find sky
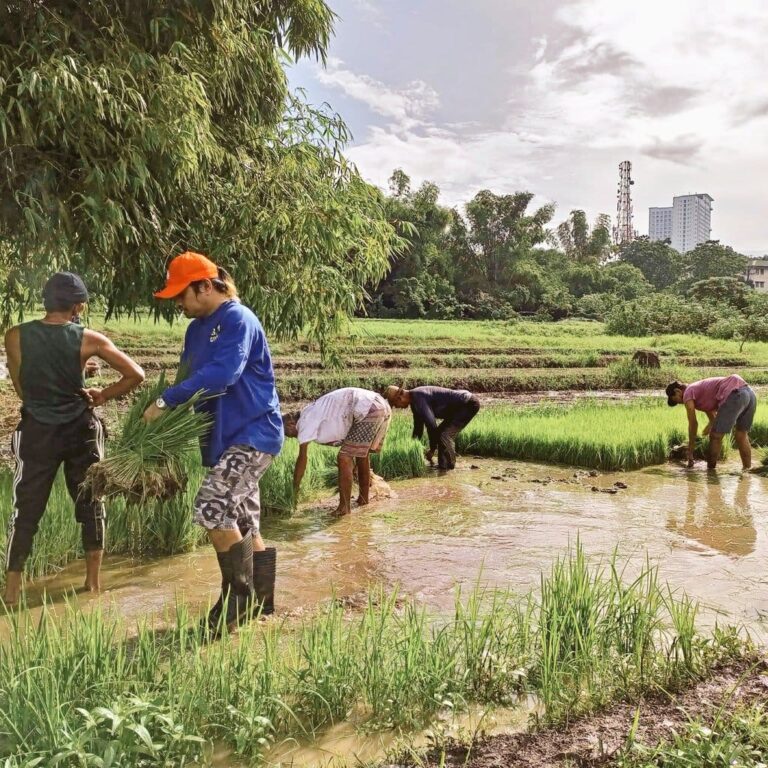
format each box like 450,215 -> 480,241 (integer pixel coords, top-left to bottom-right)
289,0 -> 768,255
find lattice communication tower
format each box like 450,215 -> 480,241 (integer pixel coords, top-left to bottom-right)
613,160 -> 636,245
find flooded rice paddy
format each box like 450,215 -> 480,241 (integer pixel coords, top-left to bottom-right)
20,457 -> 768,630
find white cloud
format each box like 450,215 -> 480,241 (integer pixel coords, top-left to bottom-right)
525,0 -> 768,154
346,126 -> 549,208
316,58 -> 439,131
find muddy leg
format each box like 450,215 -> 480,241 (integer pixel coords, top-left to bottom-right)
3,571 -> 22,607
83,549 -> 103,593
734,430 -> 752,470
707,433 -> 724,470
438,425 -> 459,470
356,455 -> 371,506
335,453 -> 354,516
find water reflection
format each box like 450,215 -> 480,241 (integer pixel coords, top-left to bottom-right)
667,473 -> 756,557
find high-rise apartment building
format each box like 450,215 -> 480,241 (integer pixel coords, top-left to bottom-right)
648,207 -> 672,242
648,193 -> 713,253
671,194 -> 713,253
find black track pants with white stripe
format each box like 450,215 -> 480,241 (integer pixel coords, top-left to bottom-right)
6,409 -> 106,573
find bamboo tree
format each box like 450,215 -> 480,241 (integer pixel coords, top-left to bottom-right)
0,1 -> 402,352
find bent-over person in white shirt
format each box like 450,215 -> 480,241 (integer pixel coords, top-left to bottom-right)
282,387 -> 392,516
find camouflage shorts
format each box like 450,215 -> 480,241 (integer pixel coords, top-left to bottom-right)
339,399 -> 392,458
194,446 -> 274,532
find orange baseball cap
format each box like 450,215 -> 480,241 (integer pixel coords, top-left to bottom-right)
154,251 -> 218,299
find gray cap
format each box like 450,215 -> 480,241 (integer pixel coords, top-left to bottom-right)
42,272 -> 88,306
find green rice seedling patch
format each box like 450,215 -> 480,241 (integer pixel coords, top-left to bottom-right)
459,397 -> 768,470
458,400 -> 709,470
104,457 -> 208,556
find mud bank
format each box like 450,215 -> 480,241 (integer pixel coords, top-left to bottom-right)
394,656 -> 768,768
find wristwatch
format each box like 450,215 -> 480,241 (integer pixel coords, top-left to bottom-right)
155,397 -> 168,410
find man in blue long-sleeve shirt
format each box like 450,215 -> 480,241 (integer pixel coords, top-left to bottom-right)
384,385 -> 480,470
144,251 -> 283,634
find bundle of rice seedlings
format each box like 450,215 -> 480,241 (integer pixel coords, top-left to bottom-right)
85,374 -> 211,504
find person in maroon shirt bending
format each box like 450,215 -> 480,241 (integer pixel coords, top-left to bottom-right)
666,374 -> 756,470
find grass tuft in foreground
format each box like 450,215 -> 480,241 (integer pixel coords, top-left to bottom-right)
0,545 -> 747,766
619,705 -> 768,767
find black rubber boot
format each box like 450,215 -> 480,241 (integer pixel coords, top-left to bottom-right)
253,547 -> 276,616
201,551 -> 231,639
208,552 -> 229,623
223,535 -> 254,629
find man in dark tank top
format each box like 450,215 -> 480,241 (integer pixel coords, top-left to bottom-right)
3,272 -> 145,606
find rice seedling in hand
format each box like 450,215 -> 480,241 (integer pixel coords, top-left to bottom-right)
84,374 -> 211,505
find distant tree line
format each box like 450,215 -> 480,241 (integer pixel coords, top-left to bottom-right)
366,169 -> 765,342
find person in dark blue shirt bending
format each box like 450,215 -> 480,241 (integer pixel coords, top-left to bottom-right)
385,385 -> 480,470
144,251 -> 283,634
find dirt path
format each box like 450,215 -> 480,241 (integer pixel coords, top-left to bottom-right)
397,656 -> 768,767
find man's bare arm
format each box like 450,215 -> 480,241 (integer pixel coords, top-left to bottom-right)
685,400 -> 699,465
4,327 -> 21,398
81,330 -> 145,406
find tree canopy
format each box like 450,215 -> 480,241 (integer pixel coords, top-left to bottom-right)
369,170 -> 457,318
0,1 -> 400,350
683,241 -> 748,286
556,210 -> 611,264
617,237 -> 683,290
462,190 -> 554,289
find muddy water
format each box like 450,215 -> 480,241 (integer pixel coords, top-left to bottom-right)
208,701 -> 535,768
16,458 -> 768,630
370,461 -> 768,625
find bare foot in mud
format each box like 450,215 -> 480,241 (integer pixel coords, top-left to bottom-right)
332,505 -> 351,517
81,580 -> 101,595
356,495 -> 369,507
3,573 -> 22,608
